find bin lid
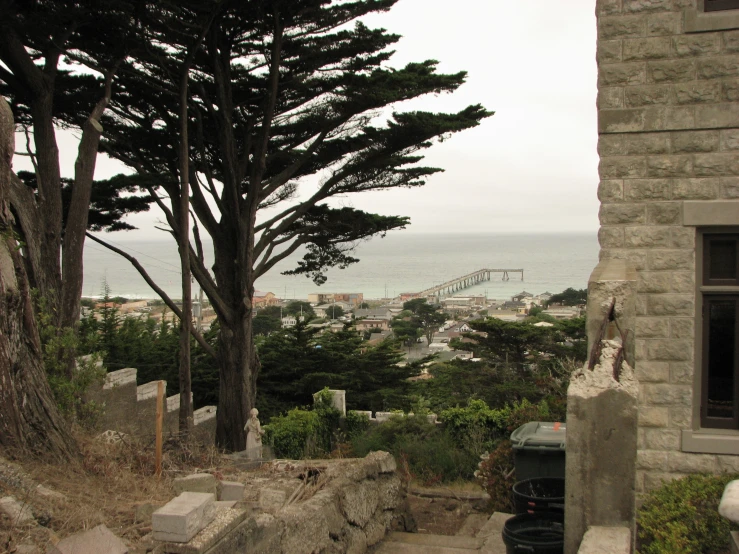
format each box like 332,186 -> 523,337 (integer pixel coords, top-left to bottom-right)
510,421 -> 566,450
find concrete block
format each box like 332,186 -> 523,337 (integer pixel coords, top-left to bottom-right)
51,524 -> 128,554
174,474 -> 218,496
0,496 -> 34,524
153,507 -> 248,554
578,526 -> 631,554
103,367 -> 137,389
218,481 -> 244,501
152,492 -> 215,543
720,480 -> 739,523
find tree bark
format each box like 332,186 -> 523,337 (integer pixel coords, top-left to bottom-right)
0,96 -> 76,460
215,311 -> 257,452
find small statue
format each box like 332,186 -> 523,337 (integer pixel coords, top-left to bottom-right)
244,408 -> 265,460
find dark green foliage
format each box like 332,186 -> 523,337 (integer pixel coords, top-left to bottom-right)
15,171 -> 152,233
545,288 -> 587,307
350,415 -> 478,485
637,474 -> 739,554
393,299 -> 447,346
285,301 -> 316,322
253,314 -> 282,337
257,321 -> 415,421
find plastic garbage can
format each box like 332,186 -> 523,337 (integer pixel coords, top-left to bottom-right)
502,512 -> 564,554
510,422 -> 566,481
512,477 -> 565,514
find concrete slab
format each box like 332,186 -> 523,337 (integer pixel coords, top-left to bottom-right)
174,474 -> 218,496
218,481 -> 244,501
152,507 -> 247,554
456,513 -> 489,537
0,496 -> 34,524
152,492 -> 215,543
478,512 -> 512,554
476,512 -> 512,539
50,524 -> 128,554
578,526 -> 631,554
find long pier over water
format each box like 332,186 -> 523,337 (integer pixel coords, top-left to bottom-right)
413,268 -> 524,299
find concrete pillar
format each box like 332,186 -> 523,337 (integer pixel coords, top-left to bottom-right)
586,258 -> 637,367
565,257 -> 639,554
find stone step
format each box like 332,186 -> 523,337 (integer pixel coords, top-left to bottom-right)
374,531 -> 482,553
456,513 -> 490,537
477,512 -> 513,554
373,535 -> 480,554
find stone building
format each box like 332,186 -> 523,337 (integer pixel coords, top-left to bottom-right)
595,0 -> 739,498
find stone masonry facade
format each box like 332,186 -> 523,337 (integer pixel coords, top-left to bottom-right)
596,0 -> 739,497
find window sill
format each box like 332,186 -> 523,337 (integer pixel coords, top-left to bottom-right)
682,429 -> 739,455
686,7 -> 739,32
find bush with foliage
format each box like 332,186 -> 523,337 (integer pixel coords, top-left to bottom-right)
476,440 -> 515,512
440,399 -> 510,456
637,473 -> 739,554
350,415 -> 478,485
264,388 -> 342,459
36,295 -> 105,427
474,399 -> 562,509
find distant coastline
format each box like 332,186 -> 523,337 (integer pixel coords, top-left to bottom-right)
82,231 -> 599,301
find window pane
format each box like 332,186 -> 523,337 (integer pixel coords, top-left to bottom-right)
709,240 -> 737,281
705,0 -> 739,12
707,300 -> 736,419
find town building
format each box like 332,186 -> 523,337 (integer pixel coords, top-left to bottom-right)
307,292 -> 364,306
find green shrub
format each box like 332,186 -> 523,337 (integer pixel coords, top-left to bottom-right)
440,398 -> 510,456
345,411 -> 371,439
264,408 -> 321,459
265,388 -> 342,459
350,415 -> 478,484
637,473 -> 739,554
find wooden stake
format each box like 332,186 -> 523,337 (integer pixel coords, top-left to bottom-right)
155,380 -> 164,477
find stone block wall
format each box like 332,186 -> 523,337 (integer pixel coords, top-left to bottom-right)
596,0 -> 739,498
86,368 -> 217,444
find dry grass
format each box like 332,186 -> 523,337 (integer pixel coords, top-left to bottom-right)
0,430 -> 234,554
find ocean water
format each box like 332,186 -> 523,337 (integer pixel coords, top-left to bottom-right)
82,232 -> 600,301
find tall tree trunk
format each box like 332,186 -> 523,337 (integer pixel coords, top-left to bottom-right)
0,96 -> 76,460
215,311 -> 257,452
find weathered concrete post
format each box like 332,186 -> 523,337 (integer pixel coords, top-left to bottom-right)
564,259 -> 639,554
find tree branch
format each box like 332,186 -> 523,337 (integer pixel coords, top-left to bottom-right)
85,232 -> 217,359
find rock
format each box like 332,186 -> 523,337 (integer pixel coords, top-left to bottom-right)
218,481 -> 244,502
0,495 -> 34,524
47,524 -> 128,554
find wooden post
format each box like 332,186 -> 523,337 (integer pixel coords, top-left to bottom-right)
155,380 -> 164,477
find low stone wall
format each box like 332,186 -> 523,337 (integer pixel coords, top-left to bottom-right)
153,451 -> 413,554
85,368 -> 217,444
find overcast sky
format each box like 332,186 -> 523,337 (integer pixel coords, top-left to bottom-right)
14,0 -> 600,239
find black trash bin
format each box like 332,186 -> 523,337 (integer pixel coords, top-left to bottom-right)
510,422 -> 566,481
512,477 -> 565,514
502,512 -> 564,554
